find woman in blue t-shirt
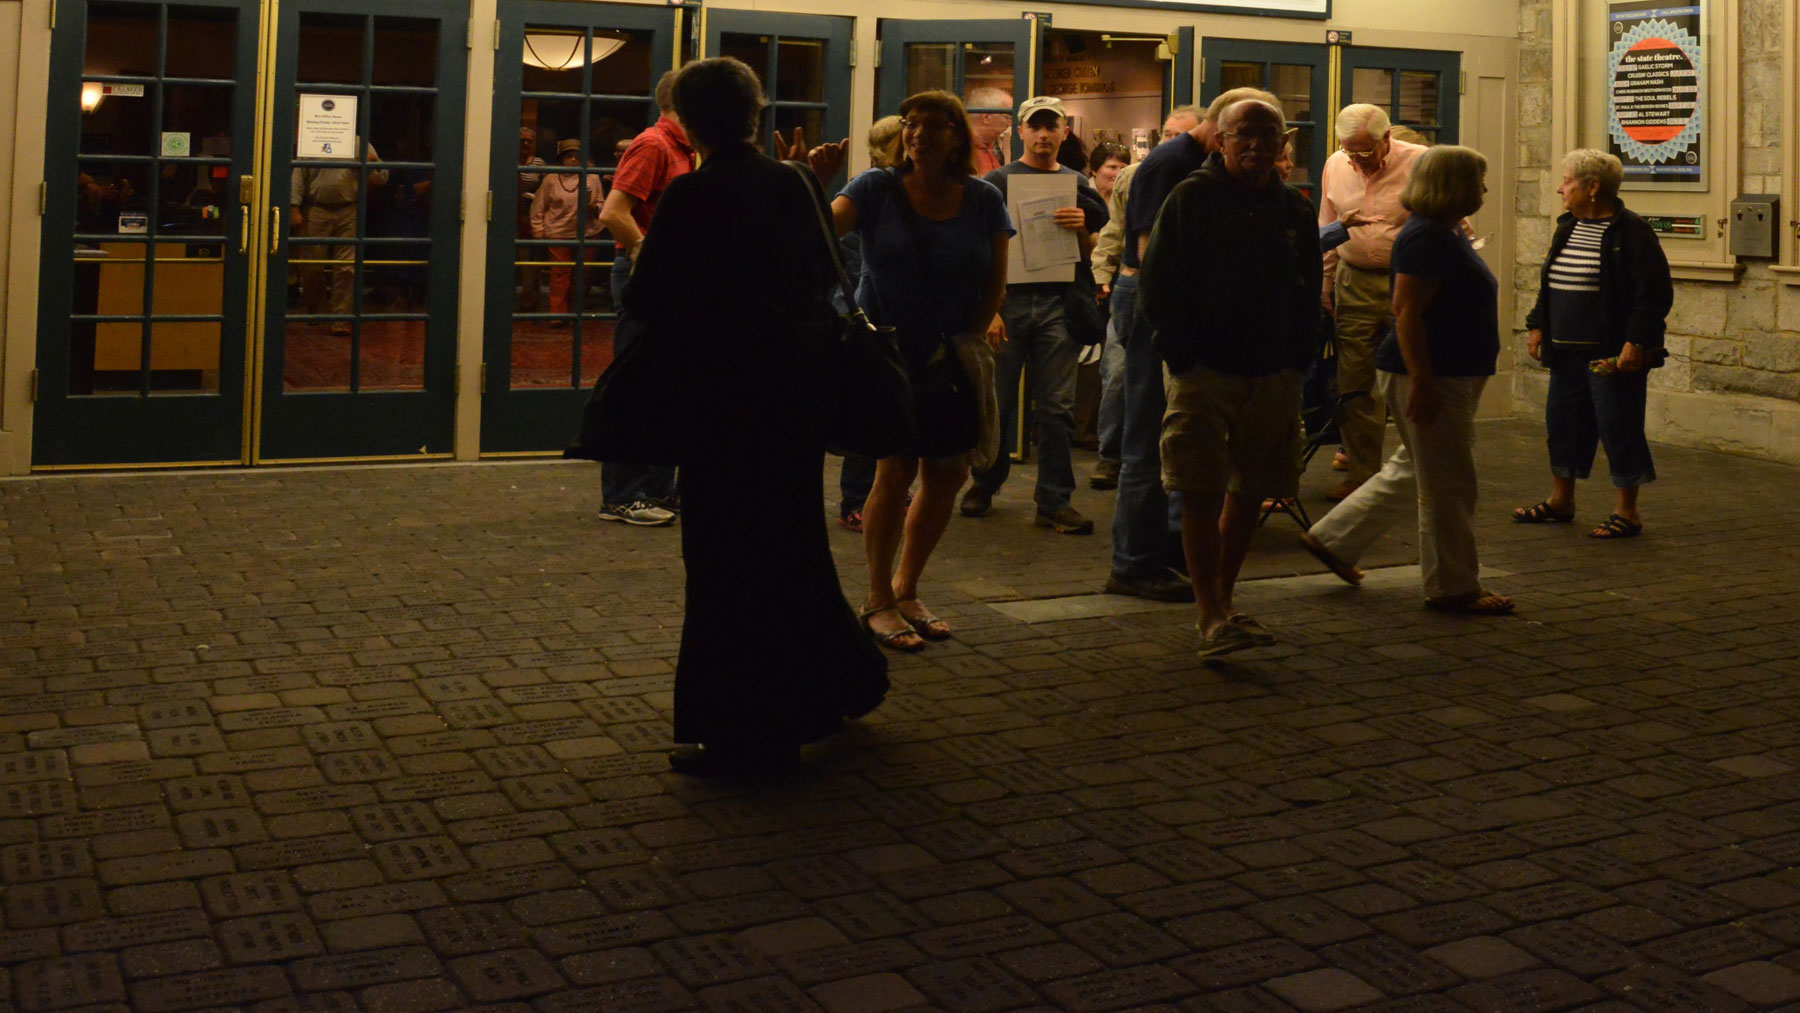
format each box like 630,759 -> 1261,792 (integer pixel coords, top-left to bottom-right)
800,91 -> 1013,652
1299,145 -> 1514,616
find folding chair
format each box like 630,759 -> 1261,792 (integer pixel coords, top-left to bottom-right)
1259,389 -> 1370,530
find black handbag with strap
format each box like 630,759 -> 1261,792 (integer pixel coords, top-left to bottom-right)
786,161 -> 917,460
564,313 -> 688,466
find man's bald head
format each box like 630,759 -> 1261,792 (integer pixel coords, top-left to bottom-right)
1219,99 -> 1284,134
1217,100 -> 1286,187
1193,87 -> 1283,154
1204,87 -> 1283,125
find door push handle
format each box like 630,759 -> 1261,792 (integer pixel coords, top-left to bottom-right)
270,207 -> 281,255
239,205 -> 249,255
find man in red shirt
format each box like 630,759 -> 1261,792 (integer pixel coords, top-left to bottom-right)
594,69 -> 693,526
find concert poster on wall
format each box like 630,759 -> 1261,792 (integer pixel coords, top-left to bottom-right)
1606,1 -> 1705,189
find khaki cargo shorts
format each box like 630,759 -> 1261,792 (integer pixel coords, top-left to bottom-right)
1160,362 -> 1304,500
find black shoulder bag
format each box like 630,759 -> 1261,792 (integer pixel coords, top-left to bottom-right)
564,299 -> 688,466
785,162 -> 917,460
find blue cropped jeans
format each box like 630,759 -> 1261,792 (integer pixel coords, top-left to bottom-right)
1545,353 -> 1656,488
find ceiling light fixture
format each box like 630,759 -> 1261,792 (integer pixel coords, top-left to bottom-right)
522,32 -> 625,71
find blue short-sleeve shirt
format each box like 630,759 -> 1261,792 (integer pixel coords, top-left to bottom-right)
1376,215 -> 1500,378
842,168 -> 1014,359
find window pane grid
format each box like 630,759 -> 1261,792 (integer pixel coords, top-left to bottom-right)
511,23 -> 657,389
284,12 -> 442,393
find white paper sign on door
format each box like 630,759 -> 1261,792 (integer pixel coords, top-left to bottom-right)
296,94 -> 358,159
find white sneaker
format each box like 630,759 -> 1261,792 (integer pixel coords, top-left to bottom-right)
598,500 -> 676,526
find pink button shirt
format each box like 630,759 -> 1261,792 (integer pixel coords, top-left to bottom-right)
1318,137 -> 1427,298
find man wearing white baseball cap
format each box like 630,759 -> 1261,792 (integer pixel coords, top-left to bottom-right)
960,95 -> 1109,536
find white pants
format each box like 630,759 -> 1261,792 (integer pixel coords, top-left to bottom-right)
1310,371 -> 1488,600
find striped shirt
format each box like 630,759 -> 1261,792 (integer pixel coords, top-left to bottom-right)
1547,218 -> 1611,346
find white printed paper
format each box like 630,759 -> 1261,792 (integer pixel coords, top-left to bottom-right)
296,94 -> 358,159
1005,172 -> 1078,285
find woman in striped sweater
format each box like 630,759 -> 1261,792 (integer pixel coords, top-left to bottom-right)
1515,149 -> 1673,539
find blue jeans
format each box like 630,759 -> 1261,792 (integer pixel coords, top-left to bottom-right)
1108,275 -> 1179,579
1096,310 -> 1126,463
601,251 -> 678,507
1545,353 -> 1656,488
971,288 -> 1080,513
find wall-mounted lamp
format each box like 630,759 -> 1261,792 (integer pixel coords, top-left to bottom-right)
522,32 -> 625,71
81,82 -> 104,114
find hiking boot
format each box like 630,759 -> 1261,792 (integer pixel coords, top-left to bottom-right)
1103,571 -> 1195,602
960,486 -> 992,517
1036,506 -> 1095,535
1088,459 -> 1120,490
598,500 -> 676,526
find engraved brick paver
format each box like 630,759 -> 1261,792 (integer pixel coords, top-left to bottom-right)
3,421 -> 1799,1008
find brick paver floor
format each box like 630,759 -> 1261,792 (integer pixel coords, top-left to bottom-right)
3,418 -> 1798,1012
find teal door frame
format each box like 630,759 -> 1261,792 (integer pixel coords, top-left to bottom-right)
1201,38 -> 1329,200
478,1 -> 675,455
877,17 -> 1036,162
1339,46 -> 1461,144
1169,26 -> 1194,114
34,0 -> 260,466
706,8 -> 852,184
258,0 -> 468,461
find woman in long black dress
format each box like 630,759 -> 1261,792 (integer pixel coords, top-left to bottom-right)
622,58 -> 888,775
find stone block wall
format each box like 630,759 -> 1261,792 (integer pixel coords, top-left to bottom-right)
1512,0 -> 1800,465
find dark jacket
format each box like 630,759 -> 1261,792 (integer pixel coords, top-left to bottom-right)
1137,159 -> 1321,376
1525,202 -> 1673,365
623,144 -> 837,399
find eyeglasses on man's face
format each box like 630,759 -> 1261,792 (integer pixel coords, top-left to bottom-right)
1222,128 -> 1284,145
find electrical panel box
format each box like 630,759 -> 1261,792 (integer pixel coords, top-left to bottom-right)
1729,194 -> 1779,258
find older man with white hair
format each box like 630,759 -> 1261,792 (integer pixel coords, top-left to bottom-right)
1139,98 -> 1321,659
1317,103 -> 1427,501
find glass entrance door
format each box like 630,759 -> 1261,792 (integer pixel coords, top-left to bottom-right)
36,0 -> 467,466
707,10 -> 851,182
478,1 -> 675,455
258,0 -> 467,461
35,0 -> 259,466
1203,39 -> 1329,200
877,19 -> 1035,171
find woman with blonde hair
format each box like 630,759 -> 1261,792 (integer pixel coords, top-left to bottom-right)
797,91 -> 1013,650
1299,145 -> 1514,615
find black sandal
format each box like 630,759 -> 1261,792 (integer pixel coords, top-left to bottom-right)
1589,513 -> 1642,539
1513,500 -> 1574,524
